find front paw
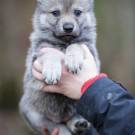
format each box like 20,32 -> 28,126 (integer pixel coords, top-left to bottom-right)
42,62 -> 62,85
65,52 -> 83,74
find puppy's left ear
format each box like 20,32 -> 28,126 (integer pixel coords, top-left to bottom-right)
90,0 -> 94,3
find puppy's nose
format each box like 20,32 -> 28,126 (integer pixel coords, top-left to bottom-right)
63,23 -> 74,33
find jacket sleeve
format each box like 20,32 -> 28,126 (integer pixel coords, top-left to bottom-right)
77,77 -> 135,135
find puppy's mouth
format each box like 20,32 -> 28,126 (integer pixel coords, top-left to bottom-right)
54,33 -> 78,42
60,35 -> 77,41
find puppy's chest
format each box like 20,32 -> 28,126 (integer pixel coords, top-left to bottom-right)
38,42 -> 69,52
36,37 -> 76,51
32,91 -> 76,122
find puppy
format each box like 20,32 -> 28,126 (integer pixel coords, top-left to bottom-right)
19,0 -> 100,135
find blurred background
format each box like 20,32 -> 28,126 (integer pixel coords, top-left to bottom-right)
0,0 -> 135,135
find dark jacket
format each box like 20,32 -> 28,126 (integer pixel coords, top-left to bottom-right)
77,77 -> 135,135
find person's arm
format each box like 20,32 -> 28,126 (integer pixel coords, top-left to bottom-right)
33,46 -> 135,135
77,77 -> 135,135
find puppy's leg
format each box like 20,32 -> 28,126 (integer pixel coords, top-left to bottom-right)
57,125 -> 72,135
67,114 -> 91,134
20,98 -> 44,134
65,44 -> 84,74
40,52 -> 62,85
20,99 -> 71,135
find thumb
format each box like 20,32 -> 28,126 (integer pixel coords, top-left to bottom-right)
81,45 -> 94,60
81,45 -> 98,74
42,85 -> 61,94
51,128 -> 59,135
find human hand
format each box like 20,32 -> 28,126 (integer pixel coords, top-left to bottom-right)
44,128 -> 59,135
32,45 -> 99,99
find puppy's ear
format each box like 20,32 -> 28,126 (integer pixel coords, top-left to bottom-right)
90,0 -> 94,3
37,0 -> 42,5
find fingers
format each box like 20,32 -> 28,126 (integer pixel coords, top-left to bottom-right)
42,85 -> 60,93
81,44 -> 94,60
33,60 -> 42,73
32,67 -> 44,81
32,59 -> 44,80
43,128 -> 59,135
51,128 -> 59,135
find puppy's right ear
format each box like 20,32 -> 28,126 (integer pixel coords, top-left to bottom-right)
36,0 -> 42,5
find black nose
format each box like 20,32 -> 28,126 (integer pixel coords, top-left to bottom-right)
63,23 -> 74,33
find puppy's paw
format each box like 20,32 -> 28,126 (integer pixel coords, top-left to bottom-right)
42,62 -> 62,85
67,116 -> 90,134
65,44 -> 84,74
65,52 -> 83,74
74,120 -> 90,134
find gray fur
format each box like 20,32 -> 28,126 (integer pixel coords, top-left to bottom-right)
19,0 -> 100,134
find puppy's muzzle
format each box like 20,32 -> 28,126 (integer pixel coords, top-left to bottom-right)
63,23 -> 74,33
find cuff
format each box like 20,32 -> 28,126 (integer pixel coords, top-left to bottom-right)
81,73 -> 107,94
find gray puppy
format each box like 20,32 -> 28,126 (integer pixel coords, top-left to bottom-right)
19,0 -> 100,135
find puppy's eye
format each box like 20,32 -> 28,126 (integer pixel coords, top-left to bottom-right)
51,10 -> 60,17
74,10 -> 82,17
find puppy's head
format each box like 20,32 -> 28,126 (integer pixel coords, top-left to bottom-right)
35,0 -> 95,41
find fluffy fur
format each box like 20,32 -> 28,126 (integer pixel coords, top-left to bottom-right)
19,0 -> 100,135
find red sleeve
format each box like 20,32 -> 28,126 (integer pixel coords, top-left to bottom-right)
81,73 -> 107,94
